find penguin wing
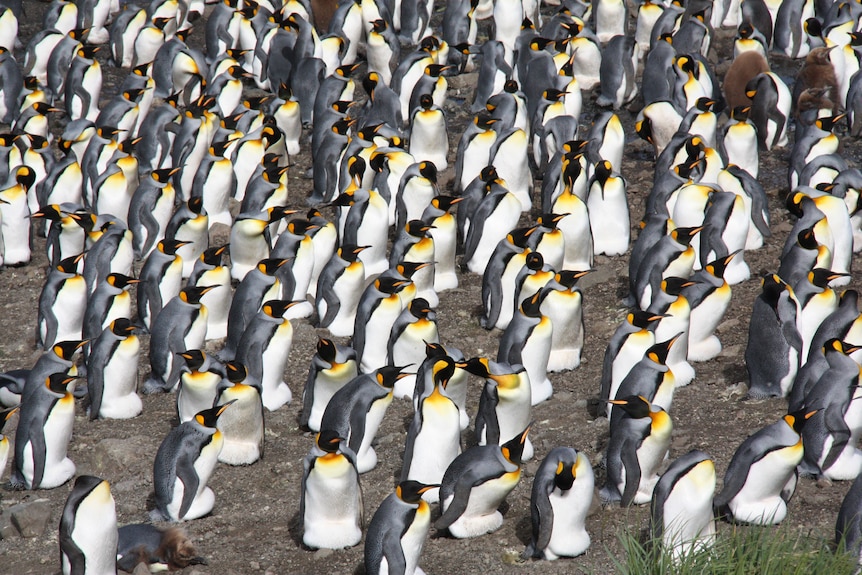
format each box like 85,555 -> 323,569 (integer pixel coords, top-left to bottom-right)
497,322 -> 524,366
599,339 -> 618,403
386,318 -> 410,363
59,496 -> 87,574
620,435 -> 644,507
37,279 -> 60,349
86,339 -> 118,420
436,455 -> 506,529
317,281 -> 342,328
14,398 -> 53,489
822,404 -> 853,472
346,387 -> 381,454
299,362 -> 323,430
462,195 -> 499,262
175,448 -> 203,520
474,383 -> 500,446
714,425 -> 788,508
401,408 -> 424,482
237,334 -> 266,382
530,481 -> 556,556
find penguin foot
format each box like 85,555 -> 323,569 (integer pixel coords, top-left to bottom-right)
530,379 -> 553,406
142,376 -> 171,395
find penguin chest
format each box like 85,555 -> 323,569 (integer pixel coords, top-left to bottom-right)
326,262 -> 365,324
152,188 -> 176,232
303,454 -> 362,548
184,306 -> 209,350
214,389 -> 263,460
159,258 -> 185,303
357,395 -> 393,454
522,317 -> 553,360
65,481 -> 118,575
637,419 -> 672,482
361,297 -> 404,367
53,276 -> 88,340
197,268 -> 232,318
0,436 -> 8,472
611,332 -> 655,397
101,336 -> 140,400
734,442 -> 803,509
260,320 -> 293,383
392,319 -> 439,366
409,396 -> 461,482
542,290 -> 583,346
187,432 -> 223,497
310,363 -> 358,426
546,483 -> 593,558
105,291 -> 133,329
397,501 -> 431,573
462,469 -> 521,519
178,371 -> 222,422
26,394 -> 76,488
661,460 -> 716,542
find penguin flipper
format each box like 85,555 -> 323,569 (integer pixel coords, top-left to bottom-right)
381,529 -> 409,572
531,486 -> 555,556
175,453 -> 202,521
619,437 -> 643,507
318,289 -> 341,328
38,309 -> 57,351
59,505 -> 87,574
346,391 -> 377,455
86,357 -> 106,421
822,405 -> 852,472
475,383 -> 500,445
27,412 -> 50,489
780,469 -> 798,503
437,468 -> 500,530
401,410 -> 422,482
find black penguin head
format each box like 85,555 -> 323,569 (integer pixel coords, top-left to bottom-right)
56,253 -> 84,274
730,106 -> 751,121
109,318 -> 137,337
815,113 -> 846,133
418,161 -> 438,183
555,269 -> 592,288
431,195 -> 462,213
525,252 -> 545,271
31,204 -> 63,221
404,219 -> 432,238
14,166 -> 36,190
661,277 -> 695,296
703,250 -> 740,279
335,62 -> 360,78
224,361 -> 248,384
200,245 -> 228,267
106,273 -> 139,290
370,19 -> 387,33
53,340 -> 88,361
0,405 -> 18,434
647,334 -> 681,365
520,289 -> 547,317
823,338 -> 862,357
195,400 -> 236,428
396,480 -> 439,504
262,299 -> 297,318
479,165 -> 499,184
809,268 -> 847,288
418,94 -> 434,110
670,226 -> 703,246
179,285 -> 216,305
628,309 -> 666,329
695,97 -> 716,112
376,365 -> 411,389
607,395 -> 652,419
500,426 -> 531,464
316,338 -> 337,364
267,205 -> 297,224
459,357 -> 491,378
46,373 -> 77,395
286,218 -> 319,238
796,227 -> 820,250
537,213 -> 566,229
594,160 -> 613,184
543,88 -> 567,102
338,244 -> 367,262
407,298 -> 434,321
257,258 -> 289,277
394,261 -> 430,280
784,409 -> 818,433
432,357 -> 456,385
553,459 -> 578,491
316,429 -> 344,453
179,349 -> 206,372
362,72 -> 381,95
506,227 -> 535,249
158,239 -> 191,256
151,167 -> 179,183
785,192 -> 809,218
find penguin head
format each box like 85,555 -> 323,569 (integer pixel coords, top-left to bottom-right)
376,365 -> 411,389
759,274 -> 790,306
785,192 -> 810,218
593,160 -> 613,184
479,165 -> 499,184
77,45 -> 100,60
404,219 -> 433,238
607,395 -> 653,419
661,277 -> 695,296
474,113 -> 498,131
796,227 -> 820,251
178,350 -> 206,372
14,166 -> 36,190
362,72 -> 381,96
118,136 -> 141,156
424,341 -> 448,360
158,239 -> 191,256
432,357 -> 456,385
806,46 -> 835,67
646,334 -> 681,365
45,373 -> 78,396
555,269 -> 592,288
56,253 -> 84,275
225,361 -> 248,384
729,106 -> 751,121
109,318 -> 137,337
332,117 -> 353,136
338,244 -> 368,263
370,18 -> 387,33
0,405 -> 18,434
187,196 -> 204,216
396,481 -> 439,504
562,157 -> 584,187
285,218 -> 319,238
195,400 -> 237,429
543,88 -> 567,103
262,299 -> 299,319
815,113 -> 846,133
520,289 -> 548,317
553,458 -> 578,491
809,268 -> 847,288
153,16 -> 173,31
783,409 -> 818,434
525,252 -> 545,271
459,357 -> 491,378
418,161 -> 438,183
407,298 -> 435,321
500,426 -> 531,465
393,261 -> 429,281
335,62 -> 361,78
53,339 -> 88,361
199,245 -> 228,267
31,204 -> 63,222
431,195 -> 462,213
737,23 -> 754,39
695,97 -> 716,112
267,206 -> 297,224
316,338 -> 337,365
106,273 -> 139,290
152,167 -> 180,184
503,79 -> 520,94
635,117 -> 653,144
27,134 -> 49,151
316,429 -> 344,453
703,251 -> 740,279
823,338 -> 862,358
179,285 -> 217,305
628,310 -> 665,329
670,226 -> 702,246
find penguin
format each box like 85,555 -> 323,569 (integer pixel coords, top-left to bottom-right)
720,106 -> 760,178
144,285 -> 215,394
412,344 -> 472,430
319,365 -> 409,473
20,340 -> 86,403
683,253 -> 737,361
10,373 -> 78,490
0,46 -> 21,124
116,524 -> 207,572
213,361 -> 264,466
187,245 -> 231,342
300,430 -> 363,550
300,338 -> 359,433
602,395 -> 673,507
59,475 -> 118,575
523,447 -> 594,560
637,101 -> 684,158
587,160 -> 629,256
229,207 -> 293,282
498,289 -> 554,406
599,310 -> 663,413
436,426 -> 530,539
364,480 -> 438,575
64,45 -> 103,122
137,239 -> 188,331
421,196 -> 462,292
82,273 -> 138,347
542,271 -> 590,372
649,450 -> 716,560
0,165 -> 36,266
596,35 -> 638,109
353,276 -> 414,374
794,268 -> 844,360
388,297 -> 439,399
395,163 -> 438,233
108,5 -> 148,67
631,226 -> 700,311
222,258 -> 286,360
176,350 -> 224,424
408,94 -> 448,171
401,365 -> 461,503
714,410 -> 814,525
235,299 -> 298,411
746,72 -> 792,150
466,357 -> 533,462
462,179 -> 522,275
609,335 -> 680,427
836,463 -> 862,562
0,405 -> 19,478
86,318 -> 142,420
128,167 -> 180,260
338,186 -> 391,278
699,192 -> 750,285
37,254 -> 87,351
390,221 -> 437,307
305,208 -> 338,300
745,274 -> 802,399
270,219 -> 319,317
152,401 -> 236,521
454,114 -> 498,193
165,196 -> 209,278
315,244 -> 367,337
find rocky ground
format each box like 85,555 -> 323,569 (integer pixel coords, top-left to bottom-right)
1,2 -> 862,575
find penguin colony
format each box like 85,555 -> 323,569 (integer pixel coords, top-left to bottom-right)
0,0 -> 862,572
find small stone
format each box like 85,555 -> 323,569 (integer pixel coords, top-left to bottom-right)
250,560 -> 260,570
314,548 -> 334,560
9,499 -> 52,538
718,344 -> 743,358
92,436 -> 151,474
554,391 -> 572,402
501,549 -> 524,564
816,477 -> 833,489
716,318 -> 740,333
0,512 -> 16,540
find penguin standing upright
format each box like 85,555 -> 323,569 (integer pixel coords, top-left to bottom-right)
353,276 -> 413,374
137,239 -> 188,331
235,300 -> 298,411
319,366 -> 409,473
542,271 -> 590,372
650,450 -> 716,560
587,161 -> 629,256
599,311 -> 663,413
683,253 -> 736,361
315,244 -> 368,337
165,196 -> 209,278
214,362 -> 264,466
222,258 -> 285,360
59,475 -> 118,575
462,179 -> 522,275
187,245 -> 231,341
498,290 -> 554,405
409,94 -> 449,171
152,402 -> 235,521
37,254 -> 87,351
836,464 -> 862,561
300,430 -> 363,550
176,350 -> 224,424
87,318 -> 141,420
422,196 -> 462,292
300,339 -> 359,433
523,447 -> 594,560
596,35 -> 638,109
82,273 -> 138,346
436,427 -> 530,539
64,45 -> 102,122
714,410 -> 814,525
364,480 -> 438,575
128,167 -> 180,260
144,285 -> 214,394
388,298 -> 439,399
0,165 -> 36,266
401,365 -> 461,503
11,373 -> 78,490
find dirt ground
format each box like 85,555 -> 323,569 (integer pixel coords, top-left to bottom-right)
1,2 -> 862,575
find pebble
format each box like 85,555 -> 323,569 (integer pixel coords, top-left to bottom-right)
8,499 -> 52,538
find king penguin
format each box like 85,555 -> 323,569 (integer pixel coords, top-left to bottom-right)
59,475 -> 118,575
300,338 -> 359,433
